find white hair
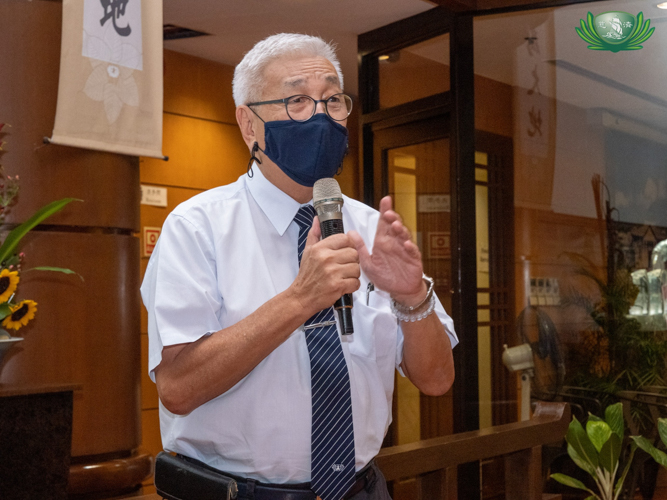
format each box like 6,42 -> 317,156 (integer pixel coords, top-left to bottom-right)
232,33 -> 344,108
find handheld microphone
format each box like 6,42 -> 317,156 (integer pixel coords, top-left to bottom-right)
313,178 -> 354,335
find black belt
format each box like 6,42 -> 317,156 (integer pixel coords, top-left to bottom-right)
233,464 -> 375,500
156,452 -> 376,500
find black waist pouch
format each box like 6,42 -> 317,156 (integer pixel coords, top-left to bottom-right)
154,452 -> 238,500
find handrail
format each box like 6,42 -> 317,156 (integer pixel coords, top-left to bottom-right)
375,402 -> 570,499
377,402 -> 569,481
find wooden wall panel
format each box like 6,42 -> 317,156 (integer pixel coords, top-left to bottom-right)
140,113 -> 247,190
0,231 -> 141,456
164,50 -> 237,125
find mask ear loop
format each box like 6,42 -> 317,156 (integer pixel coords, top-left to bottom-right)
247,141 -> 262,178
336,141 -> 350,176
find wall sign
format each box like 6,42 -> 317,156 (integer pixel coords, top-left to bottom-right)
418,194 -> 450,213
143,226 -> 161,256
428,232 -> 451,259
141,185 -> 167,207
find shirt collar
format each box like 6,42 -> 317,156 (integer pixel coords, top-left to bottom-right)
246,162 -> 312,236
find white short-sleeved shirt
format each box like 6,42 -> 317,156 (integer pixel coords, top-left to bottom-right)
141,166 -> 458,484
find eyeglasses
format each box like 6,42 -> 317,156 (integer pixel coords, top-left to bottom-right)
246,93 -> 353,122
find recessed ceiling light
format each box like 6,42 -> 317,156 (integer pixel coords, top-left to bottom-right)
378,55 -> 390,61
657,2 -> 667,9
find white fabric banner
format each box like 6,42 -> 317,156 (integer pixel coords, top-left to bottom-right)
51,0 -> 163,158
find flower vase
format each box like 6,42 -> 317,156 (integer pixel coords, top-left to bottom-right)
0,336 -> 23,367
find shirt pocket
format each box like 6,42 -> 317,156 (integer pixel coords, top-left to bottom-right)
346,285 -> 397,362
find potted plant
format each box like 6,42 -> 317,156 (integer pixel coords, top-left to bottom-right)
551,402 -> 637,500
562,253 -> 667,429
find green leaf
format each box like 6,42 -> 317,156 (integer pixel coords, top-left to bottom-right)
576,25 -> 599,45
599,432 -> 621,473
605,403 -> 624,439
567,417 -> 599,471
582,18 -> 599,43
631,436 -> 667,467
587,420 -> 612,452
626,12 -> 643,42
587,12 -> 597,37
635,14 -> 649,39
626,14 -> 655,46
588,414 -> 603,422
568,443 -> 598,477
0,302 -> 11,319
634,27 -> 655,44
658,418 -> 667,448
550,473 -> 598,496
25,267 -> 83,281
0,198 -> 80,265
614,443 -> 636,499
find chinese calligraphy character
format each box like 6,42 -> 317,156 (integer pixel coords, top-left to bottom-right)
527,65 -> 541,96
100,0 -> 132,37
527,107 -> 543,137
525,30 -> 540,57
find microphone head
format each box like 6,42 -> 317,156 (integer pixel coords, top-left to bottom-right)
313,178 -> 343,208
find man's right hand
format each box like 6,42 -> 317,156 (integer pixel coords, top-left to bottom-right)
290,215 -> 361,317
155,216 -> 362,415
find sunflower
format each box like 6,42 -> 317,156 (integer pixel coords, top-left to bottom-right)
0,268 -> 19,303
2,300 -> 37,331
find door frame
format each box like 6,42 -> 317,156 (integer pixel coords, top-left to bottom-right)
358,10 -> 480,496
358,7 -> 479,442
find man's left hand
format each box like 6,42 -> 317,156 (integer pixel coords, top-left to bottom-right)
348,196 -> 426,305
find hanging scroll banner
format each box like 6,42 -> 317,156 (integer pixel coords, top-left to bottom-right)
50,0 -> 164,159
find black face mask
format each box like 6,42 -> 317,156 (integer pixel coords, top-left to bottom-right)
258,114 -> 349,187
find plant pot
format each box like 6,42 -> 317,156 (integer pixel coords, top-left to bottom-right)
0,336 -> 23,365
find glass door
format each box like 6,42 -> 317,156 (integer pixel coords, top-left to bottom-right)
373,117 -> 452,500
373,117 -> 452,450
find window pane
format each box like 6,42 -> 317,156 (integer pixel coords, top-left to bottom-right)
474,0 -> 667,427
378,33 -> 450,109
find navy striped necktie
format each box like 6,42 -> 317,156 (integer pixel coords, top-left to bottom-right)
294,205 -> 356,500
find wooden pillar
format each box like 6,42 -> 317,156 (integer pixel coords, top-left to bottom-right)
0,1 -> 150,496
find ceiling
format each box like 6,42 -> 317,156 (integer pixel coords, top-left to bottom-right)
163,0 -> 438,96
164,0 -> 667,133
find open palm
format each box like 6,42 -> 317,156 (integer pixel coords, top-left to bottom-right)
349,196 -> 424,303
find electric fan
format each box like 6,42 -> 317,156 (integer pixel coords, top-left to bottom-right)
502,306 -> 566,420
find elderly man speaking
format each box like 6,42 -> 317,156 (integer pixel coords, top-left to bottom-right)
141,33 -> 457,500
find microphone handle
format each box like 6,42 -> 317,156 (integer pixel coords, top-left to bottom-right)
319,218 -> 354,335
334,294 -> 354,335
